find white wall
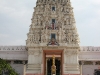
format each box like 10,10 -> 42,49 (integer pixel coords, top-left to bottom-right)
82,65 -> 100,75
0,46 -> 28,60
10,64 -> 24,75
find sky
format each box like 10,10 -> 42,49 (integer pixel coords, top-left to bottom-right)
0,0 -> 100,46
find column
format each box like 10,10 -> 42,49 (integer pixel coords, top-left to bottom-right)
46,58 -> 48,75
80,61 -> 82,75
11,60 -> 14,64
23,64 -> 26,75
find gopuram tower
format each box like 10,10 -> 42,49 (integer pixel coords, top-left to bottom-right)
26,0 -> 80,75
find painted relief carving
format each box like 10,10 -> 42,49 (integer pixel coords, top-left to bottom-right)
65,50 -> 78,56
34,51 -> 40,56
26,0 -> 79,46
65,50 -> 71,56
28,50 -> 34,55
28,50 -> 41,56
72,51 -> 78,54
47,38 -> 59,46
40,30 -> 46,43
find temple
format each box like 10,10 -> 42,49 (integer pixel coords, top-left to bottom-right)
26,0 -> 80,75
0,0 -> 100,75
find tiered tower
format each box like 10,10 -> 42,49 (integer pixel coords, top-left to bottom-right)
26,0 -> 80,75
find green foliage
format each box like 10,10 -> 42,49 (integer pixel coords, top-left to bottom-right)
0,58 -> 19,75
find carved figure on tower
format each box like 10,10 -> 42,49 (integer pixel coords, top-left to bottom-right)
47,38 -> 59,46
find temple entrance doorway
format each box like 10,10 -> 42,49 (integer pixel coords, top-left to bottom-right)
43,50 -> 63,75
47,58 -> 61,75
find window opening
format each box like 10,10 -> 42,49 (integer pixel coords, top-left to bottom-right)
51,34 -> 56,39
52,19 -> 55,23
52,7 -> 55,11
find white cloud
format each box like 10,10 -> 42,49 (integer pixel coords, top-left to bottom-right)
91,0 -> 100,4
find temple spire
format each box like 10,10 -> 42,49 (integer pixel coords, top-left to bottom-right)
26,0 -> 80,75
26,0 -> 79,46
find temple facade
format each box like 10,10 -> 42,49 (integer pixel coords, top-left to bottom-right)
0,0 -> 100,75
26,0 -> 80,75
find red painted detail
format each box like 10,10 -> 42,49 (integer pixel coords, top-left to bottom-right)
52,23 -> 54,29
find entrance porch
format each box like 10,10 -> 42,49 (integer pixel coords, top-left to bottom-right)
43,50 -> 63,75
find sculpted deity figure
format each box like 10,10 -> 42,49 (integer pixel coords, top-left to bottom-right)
41,35 -> 46,43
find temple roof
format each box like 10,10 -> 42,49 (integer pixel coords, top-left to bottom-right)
0,46 -> 100,52
80,46 -> 100,52
0,46 -> 27,51
0,46 -> 28,60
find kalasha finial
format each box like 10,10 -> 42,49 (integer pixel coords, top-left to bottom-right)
53,55 -> 55,59
52,55 -> 55,65
51,55 -> 56,74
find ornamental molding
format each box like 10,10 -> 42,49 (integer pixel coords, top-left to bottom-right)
28,50 -> 42,55
65,50 -> 78,55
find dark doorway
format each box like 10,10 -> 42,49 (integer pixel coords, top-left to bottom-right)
47,58 -> 61,75
55,59 -> 60,75
52,7 -> 55,11
94,69 -> 100,75
47,59 -> 52,75
52,19 -> 55,23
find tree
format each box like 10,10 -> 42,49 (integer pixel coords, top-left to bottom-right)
0,58 -> 18,75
